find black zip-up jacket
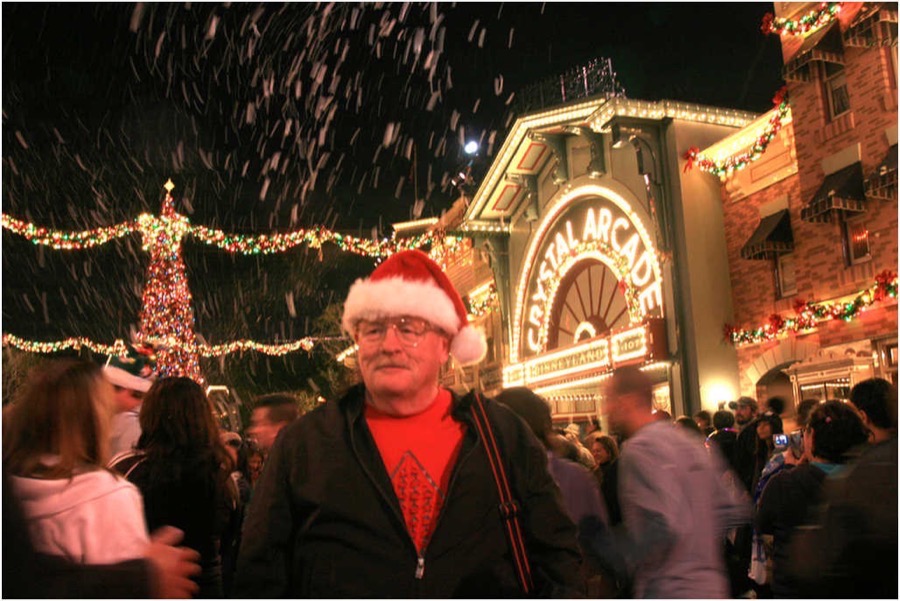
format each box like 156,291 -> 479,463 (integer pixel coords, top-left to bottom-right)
234,385 -> 583,598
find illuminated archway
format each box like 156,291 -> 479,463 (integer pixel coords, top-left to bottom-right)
513,183 -> 663,362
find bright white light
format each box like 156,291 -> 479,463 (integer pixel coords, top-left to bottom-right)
464,141 -> 479,155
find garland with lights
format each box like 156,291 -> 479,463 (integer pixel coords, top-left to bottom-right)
465,283 -> 499,319
2,334 -> 131,357
724,271 -> 898,346
3,213 -> 451,259
761,2 -> 842,36
2,333 -> 348,358
683,87 -> 790,179
2,180 -> 449,380
2,215 -> 139,249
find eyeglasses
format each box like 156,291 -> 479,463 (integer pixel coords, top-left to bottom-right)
355,316 -> 437,347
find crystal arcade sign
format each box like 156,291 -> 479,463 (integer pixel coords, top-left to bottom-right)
505,187 -> 667,388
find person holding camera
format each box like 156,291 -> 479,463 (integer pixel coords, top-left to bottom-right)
744,398 -> 817,592
755,400 -> 869,597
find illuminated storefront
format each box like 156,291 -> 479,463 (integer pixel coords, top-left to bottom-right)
447,96 -> 759,427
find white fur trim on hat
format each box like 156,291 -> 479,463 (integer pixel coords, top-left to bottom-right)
103,365 -> 153,393
342,276 -> 461,336
342,276 -> 488,366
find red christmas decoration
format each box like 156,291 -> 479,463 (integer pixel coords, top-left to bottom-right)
723,324 -> 736,341
771,86 -> 788,107
682,147 -> 700,173
874,269 -> 897,300
768,313 -> 785,332
761,13 -> 775,35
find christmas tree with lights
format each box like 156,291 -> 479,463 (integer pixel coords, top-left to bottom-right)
138,179 -> 203,382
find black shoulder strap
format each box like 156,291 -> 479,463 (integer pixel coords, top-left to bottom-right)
470,393 -> 534,595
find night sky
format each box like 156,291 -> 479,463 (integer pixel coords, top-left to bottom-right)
1,3 -> 785,389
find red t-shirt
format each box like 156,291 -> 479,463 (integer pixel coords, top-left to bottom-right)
365,389 -> 465,552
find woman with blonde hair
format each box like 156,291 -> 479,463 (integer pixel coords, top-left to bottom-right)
4,359 -> 149,563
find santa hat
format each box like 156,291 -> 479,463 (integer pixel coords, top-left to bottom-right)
342,250 -> 487,365
103,344 -> 158,393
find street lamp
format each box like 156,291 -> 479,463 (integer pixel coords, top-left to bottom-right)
464,140 -> 480,155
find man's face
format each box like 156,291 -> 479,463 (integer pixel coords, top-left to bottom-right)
249,407 -> 282,452
602,380 -> 629,437
735,404 -> 754,425
355,315 -> 449,411
112,385 -> 144,413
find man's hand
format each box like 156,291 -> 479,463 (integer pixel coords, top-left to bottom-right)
144,527 -> 201,598
782,448 -> 806,467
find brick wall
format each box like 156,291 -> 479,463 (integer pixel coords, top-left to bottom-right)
724,17 -> 898,392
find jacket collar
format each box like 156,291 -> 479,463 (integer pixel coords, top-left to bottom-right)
340,383 -> 478,425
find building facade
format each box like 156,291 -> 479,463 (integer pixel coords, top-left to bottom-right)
425,98 -> 761,429
701,2 -> 898,414
398,2 -> 897,430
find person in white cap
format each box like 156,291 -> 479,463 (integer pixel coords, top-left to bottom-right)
104,345 -> 157,459
235,250 -> 582,597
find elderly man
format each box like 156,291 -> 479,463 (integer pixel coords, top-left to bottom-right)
235,250 -> 582,597
588,365 -> 750,598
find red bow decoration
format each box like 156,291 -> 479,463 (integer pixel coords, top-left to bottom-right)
874,269 -> 897,300
792,299 -> 808,314
771,86 -> 788,108
760,13 -> 775,35
768,313 -> 785,332
682,147 -> 700,173
723,324 -> 736,341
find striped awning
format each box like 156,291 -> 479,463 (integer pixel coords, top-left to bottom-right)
740,210 -> 794,260
865,144 -> 898,200
783,23 -> 845,81
801,163 -> 866,223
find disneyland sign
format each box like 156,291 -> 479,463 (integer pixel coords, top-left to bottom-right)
522,195 -> 663,354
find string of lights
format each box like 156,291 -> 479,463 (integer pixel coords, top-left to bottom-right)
466,283 -> 499,318
683,87 -> 790,179
725,271 -> 898,346
761,2 -> 842,36
2,210 -> 451,258
2,214 -> 139,249
1,334 -> 131,356
2,333 -> 350,357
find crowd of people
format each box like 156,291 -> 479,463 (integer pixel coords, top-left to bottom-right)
3,249 -> 897,598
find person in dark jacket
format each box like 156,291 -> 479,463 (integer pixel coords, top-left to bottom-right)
756,400 -> 868,597
234,250 -> 582,598
706,409 -> 739,473
111,377 -> 239,599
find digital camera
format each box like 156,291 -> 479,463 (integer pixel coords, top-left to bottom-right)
773,433 -> 789,450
